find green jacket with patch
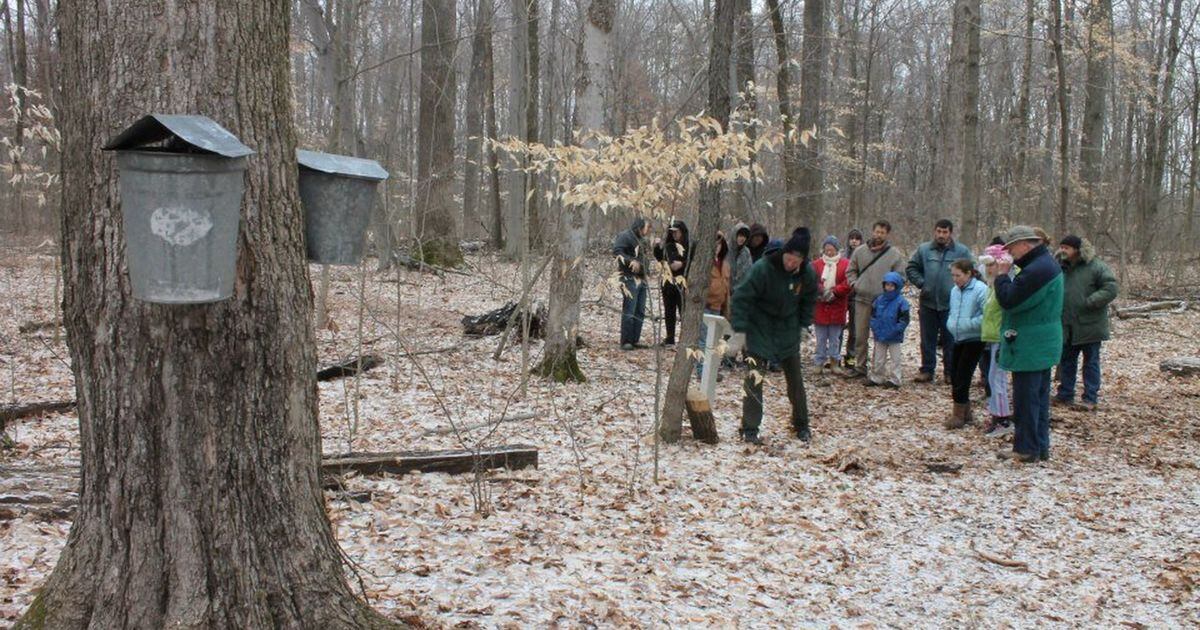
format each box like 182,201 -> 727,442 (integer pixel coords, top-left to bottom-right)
731,252 -> 818,363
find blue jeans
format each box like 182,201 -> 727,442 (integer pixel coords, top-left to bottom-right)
1057,342 -> 1102,404
620,277 -> 648,346
813,324 -> 843,365
919,306 -> 953,378
1012,369 -> 1051,457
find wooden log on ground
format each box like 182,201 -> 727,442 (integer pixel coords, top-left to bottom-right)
420,412 -> 538,436
684,388 -> 719,445
322,444 -> 538,478
1,445 -> 539,520
463,301 -> 547,339
0,400 -> 76,423
1116,300 -> 1189,319
18,320 -> 62,334
316,354 -> 384,381
1160,357 -> 1200,376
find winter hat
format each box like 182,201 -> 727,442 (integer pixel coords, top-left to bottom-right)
1002,225 -> 1041,248
847,228 -> 864,242
822,235 -> 840,251
982,243 -> 1011,265
1060,235 -> 1083,250
882,271 -> 905,290
783,227 -> 812,257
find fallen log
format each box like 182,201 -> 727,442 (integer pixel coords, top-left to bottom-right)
17,320 -> 62,334
0,400 -> 75,423
1160,357 -> 1200,377
463,301 -> 547,339
0,444 -> 539,521
316,355 -> 384,381
1116,300 -> 1189,319
323,444 -> 538,478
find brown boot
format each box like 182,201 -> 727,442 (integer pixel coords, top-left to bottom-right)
944,403 -> 968,429
962,401 -> 975,425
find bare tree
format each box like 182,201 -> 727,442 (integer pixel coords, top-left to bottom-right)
24,0 -> 394,626
790,0 -> 827,231
933,0 -> 981,243
415,0 -> 462,265
1079,0 -> 1113,222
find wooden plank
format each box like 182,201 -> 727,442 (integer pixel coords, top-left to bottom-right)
1160,357 -> 1200,376
322,444 -> 538,477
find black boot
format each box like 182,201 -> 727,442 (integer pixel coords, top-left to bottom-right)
741,430 -> 764,445
792,420 -> 811,443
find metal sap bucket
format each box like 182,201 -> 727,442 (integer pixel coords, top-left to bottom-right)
296,149 -> 389,265
104,114 -> 254,303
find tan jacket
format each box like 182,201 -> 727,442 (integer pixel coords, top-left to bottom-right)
845,242 -> 906,305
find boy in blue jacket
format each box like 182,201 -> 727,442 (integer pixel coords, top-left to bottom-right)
867,272 -> 910,388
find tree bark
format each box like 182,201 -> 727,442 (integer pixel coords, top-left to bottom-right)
463,0 -> 495,239
1079,0 -> 1112,221
1138,0 -> 1184,262
505,0 -> 531,259
415,0 -> 463,266
765,0 -> 800,228
733,0 -> 757,219
23,1 -> 395,627
1011,0 -> 1035,222
536,0 -> 614,383
791,0 -> 826,231
1050,0 -> 1071,237
660,0 -> 735,443
933,0 -> 980,244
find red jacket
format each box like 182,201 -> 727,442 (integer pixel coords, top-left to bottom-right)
812,257 -> 852,326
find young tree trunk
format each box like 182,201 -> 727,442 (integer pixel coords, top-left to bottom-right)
1010,0 -> 1035,221
659,0 -> 735,443
960,0 -> 981,245
733,0 -> 757,219
415,0 -> 463,266
485,26 -> 504,250
1138,0 -> 1183,262
1079,0 -> 1112,221
535,0 -> 614,383
525,0 -> 542,250
791,0 -> 826,231
1188,53 -> 1199,239
1049,0 -> 1071,236
463,0 -> 495,239
22,1 -> 395,627
765,0 -> 800,227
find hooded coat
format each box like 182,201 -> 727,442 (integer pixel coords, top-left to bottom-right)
730,251 -> 818,362
947,277 -> 989,342
730,222 -> 754,287
653,219 -> 692,285
870,271 -> 911,343
1058,239 -> 1119,346
746,223 -> 770,262
612,218 -> 649,278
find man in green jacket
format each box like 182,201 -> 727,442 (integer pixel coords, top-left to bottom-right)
731,228 -> 819,444
1055,235 -> 1119,410
994,226 -> 1064,463
906,219 -> 974,383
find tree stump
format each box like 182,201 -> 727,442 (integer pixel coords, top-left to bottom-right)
684,387 -> 719,444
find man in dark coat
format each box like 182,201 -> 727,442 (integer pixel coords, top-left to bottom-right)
1055,235 -> 1119,410
612,218 -> 652,350
906,218 -> 974,383
746,222 -> 770,262
731,228 -> 819,444
653,219 -> 691,346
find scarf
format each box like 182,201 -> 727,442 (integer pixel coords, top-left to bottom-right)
820,253 -> 840,292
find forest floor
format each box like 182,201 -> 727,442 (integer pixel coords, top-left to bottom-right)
1,249 -> 1198,628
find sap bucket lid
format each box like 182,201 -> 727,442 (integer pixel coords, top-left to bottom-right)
103,114 -> 254,158
297,149 -> 389,181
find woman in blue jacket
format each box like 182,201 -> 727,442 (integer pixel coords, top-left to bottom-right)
945,259 -> 989,429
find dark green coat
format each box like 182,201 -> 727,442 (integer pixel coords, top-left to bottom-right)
731,253 -> 818,362
1059,240 -> 1119,346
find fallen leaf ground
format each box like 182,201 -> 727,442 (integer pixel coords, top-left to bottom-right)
1,250 -> 1198,628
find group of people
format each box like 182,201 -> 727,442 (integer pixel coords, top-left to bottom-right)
612,216 -> 1119,462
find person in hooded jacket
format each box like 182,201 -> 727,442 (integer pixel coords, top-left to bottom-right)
867,271 -> 910,388
653,219 -> 692,346
812,235 -> 852,371
746,222 -> 770,262
944,259 -> 989,429
979,243 -> 1014,437
612,218 -> 652,349
1055,235 -> 1119,410
730,222 -> 754,289
731,228 -> 819,444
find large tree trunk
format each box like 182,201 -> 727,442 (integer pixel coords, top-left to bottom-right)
790,0 -> 826,231
23,1 -> 394,627
536,0 -> 614,383
733,0 -> 757,219
1049,0 -> 1070,236
659,0 -> 735,443
1079,0 -> 1112,221
933,0 -> 980,244
504,0 -> 531,259
1010,0 -> 1035,222
463,0 -> 495,239
415,0 -> 463,266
